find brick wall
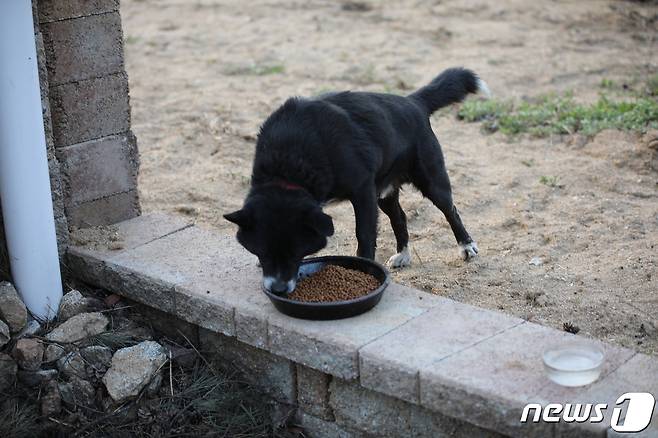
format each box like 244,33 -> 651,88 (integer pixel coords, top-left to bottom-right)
38,0 -> 140,229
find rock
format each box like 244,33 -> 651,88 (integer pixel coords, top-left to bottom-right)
15,319 -> 42,339
57,351 -> 87,379
41,380 -> 62,416
529,256 -> 544,266
0,352 -> 18,391
46,312 -> 108,343
12,338 -> 44,371
80,345 -> 112,372
44,344 -> 67,363
104,293 -> 122,307
58,290 -> 85,321
59,376 -> 96,409
18,369 -> 58,387
0,281 -> 28,332
58,290 -> 105,321
103,341 -> 167,402
0,320 -> 9,348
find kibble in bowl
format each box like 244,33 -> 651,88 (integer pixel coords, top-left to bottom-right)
288,265 -> 380,302
263,256 -> 390,320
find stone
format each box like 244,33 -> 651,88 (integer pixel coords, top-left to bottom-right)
329,379 -> 503,438
58,290 -> 87,321
44,344 -> 68,363
59,376 -> 96,409
41,380 -> 62,417
41,13 -> 124,85
0,353 -> 18,391
297,365 -> 334,420
0,281 -> 28,333
56,133 -> 139,206
80,345 -> 112,371
359,299 -> 522,404
18,369 -> 58,388
103,341 -> 167,402
46,312 -> 109,343
529,256 -> 544,266
0,319 -> 9,348
57,351 -> 88,379
15,319 -> 42,339
49,73 -> 130,146
12,338 -> 45,371
38,0 -> 119,23
199,329 -> 295,404
67,189 -> 141,228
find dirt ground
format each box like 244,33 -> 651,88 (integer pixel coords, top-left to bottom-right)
121,0 -> 658,355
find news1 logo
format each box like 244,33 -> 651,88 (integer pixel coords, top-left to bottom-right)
520,393 -> 656,433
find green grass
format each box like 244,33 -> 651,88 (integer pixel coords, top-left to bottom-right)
457,85 -> 658,137
539,175 -> 562,188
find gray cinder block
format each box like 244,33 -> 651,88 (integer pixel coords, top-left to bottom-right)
38,0 -> 119,24
49,73 -> 130,147
57,132 -> 138,206
67,189 -> 140,228
42,13 -> 124,85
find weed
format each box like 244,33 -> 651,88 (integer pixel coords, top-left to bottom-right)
457,81 -> 658,137
539,175 -> 562,188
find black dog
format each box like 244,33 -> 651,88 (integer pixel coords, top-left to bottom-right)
225,67 -> 488,294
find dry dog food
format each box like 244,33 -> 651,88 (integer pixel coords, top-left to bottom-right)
288,264 -> 380,302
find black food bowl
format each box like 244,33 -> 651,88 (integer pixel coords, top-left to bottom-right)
263,256 -> 390,320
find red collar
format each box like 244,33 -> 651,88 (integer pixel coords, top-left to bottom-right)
271,179 -> 305,191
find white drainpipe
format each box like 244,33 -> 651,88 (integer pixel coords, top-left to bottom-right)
0,0 -> 63,320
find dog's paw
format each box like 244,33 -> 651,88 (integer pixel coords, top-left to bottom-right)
387,247 -> 412,268
458,241 -> 479,260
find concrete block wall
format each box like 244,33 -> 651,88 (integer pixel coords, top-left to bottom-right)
37,0 -> 140,229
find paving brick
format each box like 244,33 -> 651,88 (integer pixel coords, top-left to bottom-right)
49,73 -> 130,146
329,378 -> 504,438
420,322 -> 636,438
67,189 -> 140,227
297,364 -> 334,420
359,299 -> 522,404
199,329 -> 296,404
265,284 -> 442,380
537,352 -> 658,438
42,13 -> 124,85
57,133 -> 138,206
38,0 -> 119,23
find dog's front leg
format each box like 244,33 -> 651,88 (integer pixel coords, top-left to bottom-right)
350,187 -> 378,260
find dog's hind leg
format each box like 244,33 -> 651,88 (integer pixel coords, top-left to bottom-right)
350,185 -> 378,260
412,138 -> 478,260
378,190 -> 411,268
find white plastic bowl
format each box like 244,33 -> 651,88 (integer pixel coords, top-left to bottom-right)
543,343 -> 604,387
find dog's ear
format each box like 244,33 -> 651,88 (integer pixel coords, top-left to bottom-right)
307,209 -> 334,237
224,208 -> 253,229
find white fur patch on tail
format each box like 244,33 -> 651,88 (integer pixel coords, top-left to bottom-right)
476,78 -> 491,98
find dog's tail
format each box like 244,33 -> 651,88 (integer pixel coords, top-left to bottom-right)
408,67 -> 490,115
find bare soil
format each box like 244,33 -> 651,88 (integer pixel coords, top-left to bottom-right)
121,0 -> 658,355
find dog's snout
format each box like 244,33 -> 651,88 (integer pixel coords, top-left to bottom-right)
271,280 -> 289,295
